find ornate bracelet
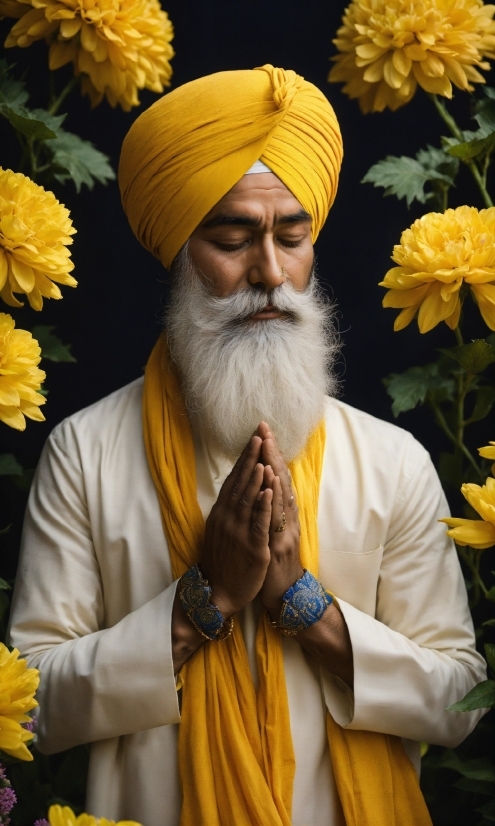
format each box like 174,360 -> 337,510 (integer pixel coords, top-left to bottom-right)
179,565 -> 234,642
269,569 -> 333,637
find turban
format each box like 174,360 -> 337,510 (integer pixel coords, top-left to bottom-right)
118,65 -> 343,270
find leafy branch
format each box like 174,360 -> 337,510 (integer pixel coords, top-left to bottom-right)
0,60 -> 114,191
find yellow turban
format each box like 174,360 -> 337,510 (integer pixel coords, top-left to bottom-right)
118,65 -> 343,270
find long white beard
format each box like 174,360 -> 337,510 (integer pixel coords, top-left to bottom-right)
165,252 -> 340,462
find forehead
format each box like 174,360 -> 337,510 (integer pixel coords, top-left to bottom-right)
203,172 -> 304,220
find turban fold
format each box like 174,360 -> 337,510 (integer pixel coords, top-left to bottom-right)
118,65 -> 343,270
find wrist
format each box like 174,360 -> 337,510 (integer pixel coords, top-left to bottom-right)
179,565 -> 234,641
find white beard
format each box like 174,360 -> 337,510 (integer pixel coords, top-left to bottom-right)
165,250 -> 340,462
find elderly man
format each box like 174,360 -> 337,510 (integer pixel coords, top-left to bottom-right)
10,66 -> 485,826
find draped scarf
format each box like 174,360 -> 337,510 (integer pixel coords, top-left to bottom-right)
143,333 -> 433,826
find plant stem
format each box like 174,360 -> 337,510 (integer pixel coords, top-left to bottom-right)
429,94 -> 494,208
430,400 -> 484,481
454,325 -> 464,346
48,75 -> 79,116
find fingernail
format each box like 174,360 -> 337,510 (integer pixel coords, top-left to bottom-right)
257,491 -> 263,501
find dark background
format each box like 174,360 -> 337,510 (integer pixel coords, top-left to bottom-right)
1,6 -> 494,823
0,0 -> 492,572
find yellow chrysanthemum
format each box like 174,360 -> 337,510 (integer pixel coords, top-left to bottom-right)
0,643 -> 39,761
47,804 -> 142,826
2,0 -> 174,111
329,0 -> 495,113
379,205 -> 495,332
0,313 -> 46,430
0,168 -> 76,311
441,475 -> 495,548
479,441 -> 495,473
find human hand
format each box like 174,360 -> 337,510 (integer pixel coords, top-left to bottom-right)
201,431 -> 273,618
257,423 -> 303,618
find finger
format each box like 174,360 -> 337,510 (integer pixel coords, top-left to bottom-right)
263,464 -> 275,490
262,436 -> 292,503
269,475 -> 285,534
237,462 -> 265,521
251,488 -> 273,539
217,435 -> 262,504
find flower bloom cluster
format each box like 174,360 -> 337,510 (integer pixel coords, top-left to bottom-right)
0,168 -> 76,311
1,0 -> 174,110
0,643 -> 39,761
479,441 -> 495,473
329,0 -> 495,112
47,804 -> 142,826
0,313 -> 46,430
0,764 -> 16,826
441,473 -> 495,549
379,206 -> 495,333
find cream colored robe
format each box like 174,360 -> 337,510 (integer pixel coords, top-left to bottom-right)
9,378 -> 486,826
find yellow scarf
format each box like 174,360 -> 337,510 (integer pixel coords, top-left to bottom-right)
143,334 -> 433,826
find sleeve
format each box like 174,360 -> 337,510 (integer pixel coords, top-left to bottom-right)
8,425 -> 180,755
321,440 -> 487,748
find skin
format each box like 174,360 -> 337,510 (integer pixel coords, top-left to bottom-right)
171,173 -> 354,689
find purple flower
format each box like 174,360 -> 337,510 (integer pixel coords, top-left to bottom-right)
0,766 -> 5,783
0,787 -> 16,816
34,820 -> 49,826
23,717 -> 37,734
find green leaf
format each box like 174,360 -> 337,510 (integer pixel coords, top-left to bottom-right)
483,618 -> 495,627
48,130 -> 115,192
0,60 -> 29,108
474,89 -> 495,135
438,340 -> 495,374
383,362 -> 455,417
0,453 -> 23,475
476,799 -> 495,822
0,577 -> 11,591
362,153 -> 454,207
486,586 -> 495,603
470,386 -> 495,424
446,680 -> 495,711
427,749 -> 495,782
445,131 -> 495,162
0,104 -> 57,141
416,145 -> 460,182
485,644 -> 495,675
31,325 -> 76,363
454,777 -> 495,796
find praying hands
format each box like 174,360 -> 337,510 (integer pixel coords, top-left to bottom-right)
171,424 -> 354,688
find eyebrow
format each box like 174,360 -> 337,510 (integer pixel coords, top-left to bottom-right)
201,209 -> 312,229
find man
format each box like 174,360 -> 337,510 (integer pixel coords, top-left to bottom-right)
9,66 -> 486,826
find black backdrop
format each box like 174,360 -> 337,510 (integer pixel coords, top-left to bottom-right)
1,0 -> 491,576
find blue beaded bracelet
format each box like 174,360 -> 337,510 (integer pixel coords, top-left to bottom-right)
179,565 -> 233,641
270,569 -> 332,636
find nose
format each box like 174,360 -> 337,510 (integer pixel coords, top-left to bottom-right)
247,237 -> 286,291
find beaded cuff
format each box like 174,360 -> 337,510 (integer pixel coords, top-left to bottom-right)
270,569 -> 332,636
179,565 -> 233,641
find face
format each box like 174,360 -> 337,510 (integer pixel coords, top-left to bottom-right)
187,172 -> 314,317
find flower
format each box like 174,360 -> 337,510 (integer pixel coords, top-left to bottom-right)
0,764 -> 16,826
0,168 -> 76,311
0,786 -> 16,818
479,441 -> 495,473
0,643 -> 39,761
2,0 -> 174,111
329,0 -> 495,113
379,205 -> 495,332
441,475 -> 495,548
0,314 -> 46,430
47,805 -> 142,826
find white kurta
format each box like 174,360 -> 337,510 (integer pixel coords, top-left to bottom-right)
9,378 -> 486,826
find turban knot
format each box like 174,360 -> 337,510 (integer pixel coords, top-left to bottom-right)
118,65 -> 343,270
